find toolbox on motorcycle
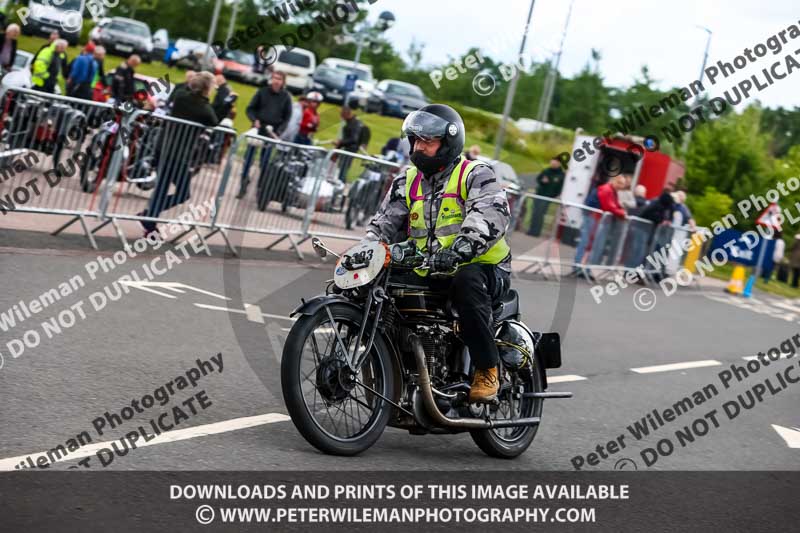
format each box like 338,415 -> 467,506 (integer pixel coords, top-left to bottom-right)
535,332 -> 562,369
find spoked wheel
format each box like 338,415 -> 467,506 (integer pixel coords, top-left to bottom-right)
469,360 -> 545,459
281,304 -> 395,455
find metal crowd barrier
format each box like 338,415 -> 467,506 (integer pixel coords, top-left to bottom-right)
0,88 -> 712,277
0,86 -> 120,248
95,109 -> 236,251
210,132 -> 329,257
511,191 -> 707,285
303,149 -> 401,242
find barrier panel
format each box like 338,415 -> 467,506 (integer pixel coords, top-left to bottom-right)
210,133 -> 330,256
0,86 -> 122,248
97,110 -> 237,251
302,149 -> 402,242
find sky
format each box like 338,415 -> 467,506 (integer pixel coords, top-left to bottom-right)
365,0 -> 800,112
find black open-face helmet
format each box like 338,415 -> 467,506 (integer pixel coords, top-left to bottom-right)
401,104 -> 465,175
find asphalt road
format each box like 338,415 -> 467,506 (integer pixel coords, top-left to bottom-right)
1,240 -> 798,472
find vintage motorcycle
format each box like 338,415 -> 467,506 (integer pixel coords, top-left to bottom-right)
281,238 -> 571,458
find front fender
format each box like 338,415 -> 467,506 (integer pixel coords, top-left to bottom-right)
289,293 -> 361,318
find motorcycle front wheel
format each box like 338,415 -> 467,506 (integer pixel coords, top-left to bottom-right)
281,304 -> 396,456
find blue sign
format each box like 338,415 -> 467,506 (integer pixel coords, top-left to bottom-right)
709,229 -> 775,271
344,73 -> 357,92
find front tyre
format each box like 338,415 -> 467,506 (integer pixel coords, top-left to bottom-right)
281,304 -> 395,456
469,358 -> 545,459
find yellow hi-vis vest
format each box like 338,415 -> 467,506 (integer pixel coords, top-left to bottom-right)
404,156 -> 510,276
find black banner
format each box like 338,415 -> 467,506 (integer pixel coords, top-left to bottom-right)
2,471 -> 797,531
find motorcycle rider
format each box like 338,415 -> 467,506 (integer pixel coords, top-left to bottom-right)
364,104 -> 512,403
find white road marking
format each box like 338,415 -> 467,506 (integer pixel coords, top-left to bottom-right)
0,413 -> 291,471
631,360 -> 722,374
121,281 -> 231,301
245,303 -> 265,323
547,374 -> 587,383
772,424 -> 800,449
743,353 -> 794,362
193,303 -> 296,322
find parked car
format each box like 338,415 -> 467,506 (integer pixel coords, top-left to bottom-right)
311,65 -> 347,103
171,39 -> 218,71
151,29 -> 170,61
88,17 -> 111,43
271,45 -> 316,94
94,17 -> 154,62
20,0 -> 84,45
11,50 -> 34,72
214,49 -> 261,85
320,58 -> 381,112
376,80 -> 428,117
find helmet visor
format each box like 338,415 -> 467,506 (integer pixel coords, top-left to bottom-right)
401,110 -> 450,142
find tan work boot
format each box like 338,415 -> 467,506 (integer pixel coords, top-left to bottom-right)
469,367 -> 499,403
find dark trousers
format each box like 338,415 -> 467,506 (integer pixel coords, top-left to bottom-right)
792,267 -> 800,288
238,144 -> 272,196
68,83 -> 92,100
146,158 -> 191,220
338,152 -> 355,183
527,197 -> 551,236
411,263 -> 509,370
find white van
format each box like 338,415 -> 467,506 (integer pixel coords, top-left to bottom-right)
272,45 -> 316,94
21,0 -> 86,45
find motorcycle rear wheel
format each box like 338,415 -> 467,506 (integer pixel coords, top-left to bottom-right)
281,304 -> 395,456
469,359 -> 545,459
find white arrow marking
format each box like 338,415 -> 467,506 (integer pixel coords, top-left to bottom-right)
548,375 -> 587,383
0,413 -> 291,471
193,303 -> 296,322
772,424 -> 800,448
120,281 -> 231,301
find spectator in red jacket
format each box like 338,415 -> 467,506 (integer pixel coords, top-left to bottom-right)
586,174 -> 628,276
294,90 -> 322,145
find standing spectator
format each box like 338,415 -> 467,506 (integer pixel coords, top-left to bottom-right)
141,72 -> 220,236
464,144 -> 481,160
236,70 -> 293,198
32,30 -> 59,68
527,158 -> 565,237
789,234 -> 800,288
294,91 -> 322,145
334,103 -> 368,182
637,190 -> 676,281
211,73 -> 235,121
623,184 -> 651,269
32,39 -> 68,93
0,23 -> 19,71
666,191 -> 695,276
585,174 -> 628,278
282,94 -> 304,143
67,45 -> 104,100
168,70 -> 195,108
763,230 -> 785,283
110,54 -> 141,105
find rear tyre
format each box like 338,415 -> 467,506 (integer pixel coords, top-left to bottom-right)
281,304 -> 395,456
469,358 -> 545,459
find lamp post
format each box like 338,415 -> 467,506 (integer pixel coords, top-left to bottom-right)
344,9 -> 395,106
204,0 -> 223,71
226,0 -> 240,44
493,0 -> 536,160
680,26 -> 713,155
536,0 -> 575,132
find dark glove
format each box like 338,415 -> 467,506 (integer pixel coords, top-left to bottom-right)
430,247 -> 462,273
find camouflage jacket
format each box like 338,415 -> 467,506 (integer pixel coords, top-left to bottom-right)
365,159 -> 512,271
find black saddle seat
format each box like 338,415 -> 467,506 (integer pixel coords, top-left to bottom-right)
493,289 -> 519,322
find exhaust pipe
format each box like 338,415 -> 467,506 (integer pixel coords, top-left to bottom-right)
409,334 -> 540,430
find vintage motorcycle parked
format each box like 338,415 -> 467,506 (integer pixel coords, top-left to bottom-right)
281,238 -> 571,458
